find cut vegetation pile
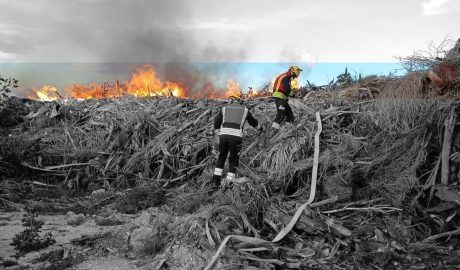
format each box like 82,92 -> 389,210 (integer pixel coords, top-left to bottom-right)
1,71 -> 460,269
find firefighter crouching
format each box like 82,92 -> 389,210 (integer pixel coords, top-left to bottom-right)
211,100 -> 263,190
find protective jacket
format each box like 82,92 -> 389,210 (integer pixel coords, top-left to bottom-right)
272,72 -> 293,100
214,104 -> 259,141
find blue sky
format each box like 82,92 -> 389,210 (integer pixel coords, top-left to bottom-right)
230,62 -> 404,88
192,62 -> 404,90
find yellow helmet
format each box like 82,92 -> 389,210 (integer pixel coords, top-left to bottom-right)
289,65 -> 302,78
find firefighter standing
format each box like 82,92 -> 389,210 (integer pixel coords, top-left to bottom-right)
211,100 -> 263,189
271,65 -> 302,130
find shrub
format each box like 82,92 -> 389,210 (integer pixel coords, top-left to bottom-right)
0,76 -> 18,103
11,212 -> 56,256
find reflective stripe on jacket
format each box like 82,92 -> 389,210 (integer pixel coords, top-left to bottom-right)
220,104 -> 248,138
272,72 -> 291,97
272,71 -> 292,99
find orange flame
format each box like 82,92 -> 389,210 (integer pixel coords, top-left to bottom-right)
57,65 -> 186,99
28,65 -> 268,100
225,80 -> 241,98
65,83 -> 115,99
125,65 -> 186,97
32,85 -> 61,101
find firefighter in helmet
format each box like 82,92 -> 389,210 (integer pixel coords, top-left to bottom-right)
271,65 -> 302,130
211,98 -> 263,190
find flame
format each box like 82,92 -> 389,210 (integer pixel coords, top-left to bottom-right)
42,65 -> 187,100
165,82 -> 186,97
290,78 -> 300,91
65,83 -> 109,99
33,85 -> 61,101
28,64 -> 272,101
225,80 -> 241,98
126,65 -> 185,97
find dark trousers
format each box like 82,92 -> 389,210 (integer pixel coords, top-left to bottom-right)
273,98 -> 294,124
216,137 -> 242,174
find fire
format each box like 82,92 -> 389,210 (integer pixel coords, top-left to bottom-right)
290,78 -> 300,91
39,65 -> 187,100
225,80 -> 241,98
33,85 -> 61,101
28,64 -> 269,100
109,65 -> 185,98
65,83 -> 116,99
165,82 -> 186,97
126,65 -> 186,97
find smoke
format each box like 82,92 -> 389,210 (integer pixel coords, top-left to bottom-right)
57,0 -> 195,63
1,0 -> 250,63
277,47 -> 316,82
160,63 -> 243,97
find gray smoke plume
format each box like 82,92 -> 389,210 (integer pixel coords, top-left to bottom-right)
1,0 -> 249,63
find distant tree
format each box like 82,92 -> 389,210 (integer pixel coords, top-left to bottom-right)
397,36 -> 457,72
0,75 -> 19,103
336,68 -> 354,86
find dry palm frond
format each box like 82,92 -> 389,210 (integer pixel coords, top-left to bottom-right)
368,129 -> 429,205
369,98 -> 443,135
379,73 -> 426,99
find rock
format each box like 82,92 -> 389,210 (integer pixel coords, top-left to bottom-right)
91,189 -> 106,195
94,212 -> 125,226
66,211 -> 86,226
133,211 -> 154,227
129,226 -> 155,253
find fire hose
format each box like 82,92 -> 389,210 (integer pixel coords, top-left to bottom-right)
204,111 -> 322,270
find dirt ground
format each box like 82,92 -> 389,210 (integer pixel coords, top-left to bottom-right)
0,209 -> 133,269
0,200 -> 215,270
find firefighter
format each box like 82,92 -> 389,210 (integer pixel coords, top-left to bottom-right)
211,99 -> 263,189
271,65 -> 302,130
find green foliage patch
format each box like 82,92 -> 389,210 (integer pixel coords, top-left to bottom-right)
11,212 -> 56,256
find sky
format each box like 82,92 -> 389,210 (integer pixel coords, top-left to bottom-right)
0,0 -> 459,94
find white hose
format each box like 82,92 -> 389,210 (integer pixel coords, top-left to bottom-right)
204,111 -> 322,270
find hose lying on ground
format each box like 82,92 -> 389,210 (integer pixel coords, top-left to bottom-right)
204,111 -> 322,270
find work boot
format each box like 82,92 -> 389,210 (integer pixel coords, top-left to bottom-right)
225,172 -> 236,181
221,179 -> 234,191
221,173 -> 235,190
211,175 -> 221,191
